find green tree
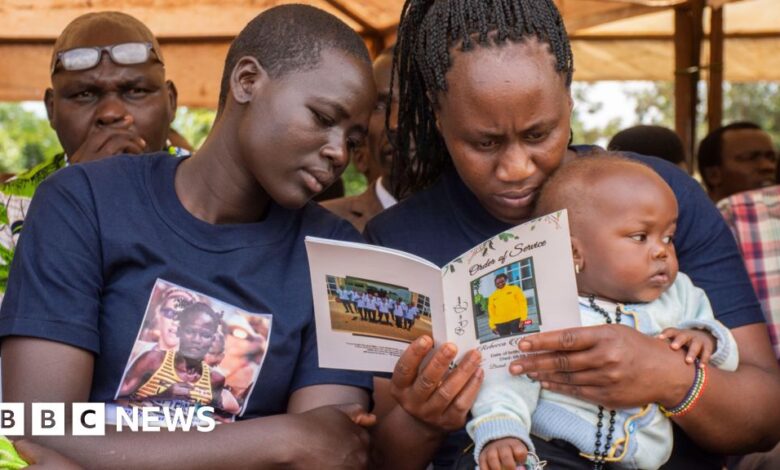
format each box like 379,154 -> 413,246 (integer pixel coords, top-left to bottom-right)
172,107 -> 216,150
722,82 -> 780,143
0,103 -> 61,173
624,81 -> 780,144
342,163 -> 367,196
473,291 -> 488,317
626,81 -> 675,128
570,84 -> 624,145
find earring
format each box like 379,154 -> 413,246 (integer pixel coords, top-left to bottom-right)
575,264 -> 581,274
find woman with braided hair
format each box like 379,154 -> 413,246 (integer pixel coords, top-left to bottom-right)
365,0 -> 780,468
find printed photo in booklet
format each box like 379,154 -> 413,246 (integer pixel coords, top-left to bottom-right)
112,279 -> 272,424
326,275 -> 433,343
306,210 -> 580,373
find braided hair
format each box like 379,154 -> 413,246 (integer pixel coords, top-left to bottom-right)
390,0 -> 573,197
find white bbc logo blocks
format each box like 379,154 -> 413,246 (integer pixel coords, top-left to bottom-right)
0,403 -> 24,435
72,403 -> 106,436
0,402 -> 215,435
31,403 -> 65,436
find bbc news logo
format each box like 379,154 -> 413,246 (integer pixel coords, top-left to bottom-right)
0,403 -> 216,436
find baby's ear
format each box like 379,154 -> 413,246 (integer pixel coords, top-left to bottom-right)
571,237 -> 585,273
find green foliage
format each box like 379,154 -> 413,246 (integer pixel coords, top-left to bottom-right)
0,104 -> 61,173
473,291 -> 488,317
722,82 -> 780,144
626,81 -> 676,128
623,81 -> 780,144
570,81 -> 779,149
171,107 -> 216,150
342,162 -> 368,196
570,84 -> 623,146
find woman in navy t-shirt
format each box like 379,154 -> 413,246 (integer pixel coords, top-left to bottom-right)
0,5 -> 382,468
365,1 -> 780,468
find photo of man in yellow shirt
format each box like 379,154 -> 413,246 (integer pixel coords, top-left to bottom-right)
488,273 -> 528,336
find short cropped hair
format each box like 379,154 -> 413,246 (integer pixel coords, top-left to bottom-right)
608,125 -> 685,166
178,302 -> 222,327
218,4 -> 370,111
697,121 -> 762,189
535,151 -> 659,229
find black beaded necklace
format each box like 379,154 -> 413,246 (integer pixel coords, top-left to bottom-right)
588,295 -> 621,470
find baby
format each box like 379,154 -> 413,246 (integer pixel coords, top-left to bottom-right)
468,154 -> 739,469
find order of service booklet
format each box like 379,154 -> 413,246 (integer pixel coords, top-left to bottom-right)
305,210 -> 580,373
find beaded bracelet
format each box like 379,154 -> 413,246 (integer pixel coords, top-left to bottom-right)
659,359 -> 707,418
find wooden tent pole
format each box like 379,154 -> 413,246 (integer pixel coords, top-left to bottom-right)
708,5 -> 724,132
674,0 -> 705,170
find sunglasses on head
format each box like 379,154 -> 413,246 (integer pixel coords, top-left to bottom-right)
159,307 -> 179,320
51,42 -> 162,75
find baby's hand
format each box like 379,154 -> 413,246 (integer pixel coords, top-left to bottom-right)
479,437 -> 528,470
658,327 -> 716,365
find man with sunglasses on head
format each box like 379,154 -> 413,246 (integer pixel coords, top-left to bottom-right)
0,11 -> 184,301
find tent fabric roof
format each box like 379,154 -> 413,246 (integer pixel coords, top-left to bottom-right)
0,0 -> 775,107
571,0 -> 780,81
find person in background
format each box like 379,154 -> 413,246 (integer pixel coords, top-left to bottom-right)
0,11 -> 183,300
776,153 -> 780,184
698,122 -> 777,203
719,183 -> 780,470
609,124 -> 688,172
719,184 -> 780,362
322,47 -> 399,231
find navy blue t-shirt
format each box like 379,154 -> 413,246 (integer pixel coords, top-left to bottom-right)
364,146 -> 764,468
0,153 -> 371,420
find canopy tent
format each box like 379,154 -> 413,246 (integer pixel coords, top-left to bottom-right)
1,0 -> 774,107
570,0 -> 780,82
0,0 -> 776,161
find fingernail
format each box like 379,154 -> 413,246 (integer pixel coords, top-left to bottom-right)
510,365 -> 523,374
443,343 -> 456,357
470,351 -> 481,364
519,341 -> 531,351
417,336 -> 431,348
541,381 -> 550,389
528,372 -> 538,379
475,368 -> 484,379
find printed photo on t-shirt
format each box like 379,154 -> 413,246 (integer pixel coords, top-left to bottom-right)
114,279 -> 272,423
